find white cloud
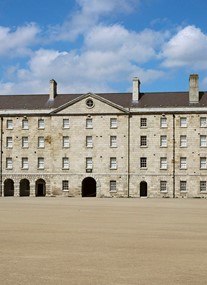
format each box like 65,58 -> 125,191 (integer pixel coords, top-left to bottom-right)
161,26 -> 207,69
0,23 -> 40,57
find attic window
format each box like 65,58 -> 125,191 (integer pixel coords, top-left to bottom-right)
86,99 -> 94,108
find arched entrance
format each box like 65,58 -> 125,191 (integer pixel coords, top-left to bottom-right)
140,181 -> 147,197
82,177 -> 96,197
4,179 -> 14,196
35,179 -> 46,197
20,179 -> 30,197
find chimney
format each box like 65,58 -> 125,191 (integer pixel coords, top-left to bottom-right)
50,79 -> 57,100
132,77 -> 141,103
189,74 -> 199,104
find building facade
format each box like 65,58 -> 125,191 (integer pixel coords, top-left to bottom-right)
1,74 -> 207,198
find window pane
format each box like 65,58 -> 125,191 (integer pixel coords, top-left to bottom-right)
86,158 -> 93,169
38,158 -> 44,169
7,120 -> 13,129
6,158 -> 12,169
110,118 -> 117,128
180,117 -> 187,127
63,136 -> 70,148
38,119 -> 45,129
22,137 -> 28,148
6,137 -> 13,148
200,117 -> 207,127
38,137 -> 44,148
62,158 -> 69,169
200,181 -> 206,192
200,135 -> 207,147
200,157 -> 207,169
160,117 -> 167,128
180,157 -> 187,169
110,158 -> 117,169
140,136 -> 147,146
160,135 -> 167,147
140,118 -> 147,128
22,158 -> 28,169
160,157 -> 167,169
22,119 -> 29,129
180,181 -> 187,192
140,157 -> 147,168
86,118 -> 93,128
110,136 -> 117,147
180,135 -> 187,147
86,136 -> 93,147
110,180 -> 117,192
63,119 -> 69,128
160,181 -> 167,192
62,180 -> 69,191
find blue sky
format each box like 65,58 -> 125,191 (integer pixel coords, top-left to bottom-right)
0,0 -> 207,95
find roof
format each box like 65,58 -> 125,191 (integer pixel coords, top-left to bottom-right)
0,91 -> 207,110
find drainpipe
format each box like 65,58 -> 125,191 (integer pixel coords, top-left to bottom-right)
173,114 -> 175,198
127,112 -> 131,198
0,117 -> 3,196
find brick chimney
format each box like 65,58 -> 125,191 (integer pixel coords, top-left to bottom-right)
132,77 -> 141,103
50,79 -> 57,100
189,74 -> 199,104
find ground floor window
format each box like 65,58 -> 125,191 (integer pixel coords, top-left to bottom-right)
200,181 -> 206,192
62,180 -> 69,191
110,180 -> 117,192
180,181 -> 187,192
160,181 -> 167,192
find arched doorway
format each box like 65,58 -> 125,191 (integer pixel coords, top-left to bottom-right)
4,179 -> 14,196
82,177 -> 96,197
140,181 -> 147,197
20,179 -> 30,197
35,179 -> 46,197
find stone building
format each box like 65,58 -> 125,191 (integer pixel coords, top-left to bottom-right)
1,74 -> 207,198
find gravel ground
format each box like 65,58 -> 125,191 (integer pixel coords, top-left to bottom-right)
0,197 -> 207,285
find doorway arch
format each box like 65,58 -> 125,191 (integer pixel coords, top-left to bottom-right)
20,179 -> 30,197
82,177 -> 96,197
35,179 -> 46,197
140,181 -> 147,197
4,179 -> 14,196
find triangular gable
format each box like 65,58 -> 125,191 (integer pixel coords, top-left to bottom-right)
51,92 -> 129,114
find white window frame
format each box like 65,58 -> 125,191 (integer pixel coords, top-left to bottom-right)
140,136 -> 147,147
6,137 -> 13,148
22,136 -> 28,148
86,136 -> 93,148
22,157 -> 28,169
140,118 -> 147,128
38,119 -> 45,129
38,136 -> 45,148
180,135 -> 187,147
62,157 -> 69,169
62,180 -> 69,191
110,180 -> 117,192
200,181 -> 207,192
160,135 -> 167,147
63,119 -> 69,129
180,181 -> 187,192
86,118 -> 93,129
180,157 -> 187,169
110,157 -> 117,169
140,157 -> 147,168
200,135 -> 207,147
37,157 -> 44,169
110,118 -> 117,129
86,157 -> 93,170
160,117 -> 167,128
200,117 -> 207,128
63,136 -> 70,148
6,119 -> 13,129
160,157 -> 167,169
200,157 -> 207,169
180,117 -> 187,128
22,119 -> 29,129
6,158 -> 13,169
110,136 -> 117,148
160,181 -> 167,192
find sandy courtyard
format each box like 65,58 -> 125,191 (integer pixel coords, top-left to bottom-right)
0,197 -> 207,285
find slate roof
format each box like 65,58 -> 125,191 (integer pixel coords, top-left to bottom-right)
0,91 -> 207,110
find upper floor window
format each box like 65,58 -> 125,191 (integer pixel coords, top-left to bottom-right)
6,119 -> 13,129
38,136 -> 45,148
63,136 -> 70,148
22,136 -> 29,148
140,157 -> 147,168
200,135 -> 207,147
6,137 -> 13,148
110,118 -> 117,129
110,180 -> 117,192
160,117 -> 167,128
6,158 -> 13,169
37,157 -> 44,169
22,157 -> 28,169
160,181 -> 167,192
38,119 -> 45,129
62,157 -> 69,169
180,135 -> 187,147
140,136 -> 147,147
110,136 -> 117,148
160,135 -> 167,147
180,157 -> 187,169
86,99 -> 94,108
22,119 -> 29,129
62,180 -> 69,191
86,136 -> 93,148
180,117 -> 187,128
110,157 -> 117,169
63,119 -> 69,129
86,118 -> 93,129
140,118 -> 147,128
200,117 -> 207,128
200,181 -> 207,192
86,157 -> 93,170
160,157 -> 167,169
200,157 -> 207,169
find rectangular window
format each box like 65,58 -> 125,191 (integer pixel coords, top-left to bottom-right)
6,137 -> 13,148
110,180 -> 117,192
200,181 -> 206,192
22,119 -> 29,129
63,119 -> 69,128
140,136 -> 147,147
6,119 -> 13,129
160,135 -> 167,147
200,157 -> 207,169
110,157 -> 117,169
180,181 -> 187,192
200,117 -> 207,128
180,157 -> 187,169
62,157 -> 69,169
86,157 -> 93,170
160,157 -> 167,169
6,158 -> 12,169
110,136 -> 117,147
160,181 -> 167,192
62,180 -> 69,191
140,157 -> 147,168
140,118 -> 147,128
180,117 -> 187,127
22,157 -> 28,169
200,135 -> 207,147
160,117 -> 167,128
180,135 -> 187,147
63,136 -> 70,148
86,136 -> 93,148
22,136 -> 28,148
38,119 -> 45,129
38,136 -> 45,148
37,157 -> 44,169
86,118 -> 93,129
110,118 -> 117,129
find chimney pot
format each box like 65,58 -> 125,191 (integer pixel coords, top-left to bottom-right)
50,79 -> 57,100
